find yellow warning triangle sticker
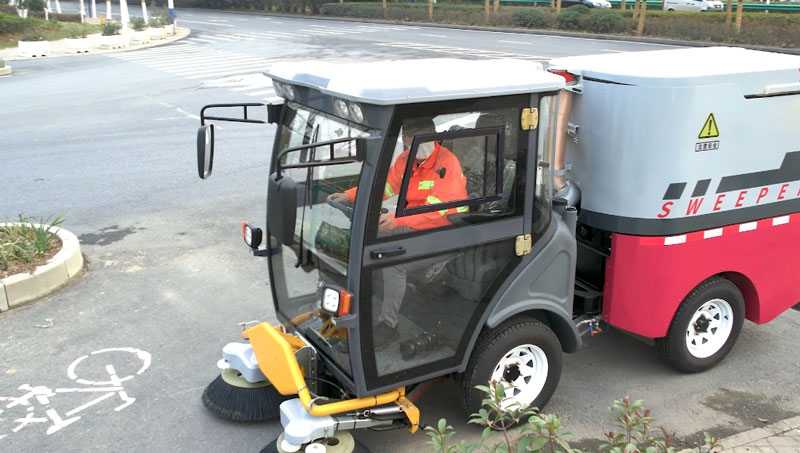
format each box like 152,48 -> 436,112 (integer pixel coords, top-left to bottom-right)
698,113 -> 720,139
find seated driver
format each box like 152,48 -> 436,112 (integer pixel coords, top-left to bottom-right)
328,117 -> 468,350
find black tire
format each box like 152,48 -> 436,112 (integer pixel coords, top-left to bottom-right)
457,316 -> 562,419
260,433 -> 370,453
655,277 -> 745,373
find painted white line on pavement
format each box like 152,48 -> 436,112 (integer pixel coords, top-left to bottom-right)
421,34 -> 446,38
601,48 -> 626,52
179,20 -> 234,27
186,66 -> 271,80
247,89 -> 275,96
196,34 -> 238,41
187,37 -> 215,43
499,40 -> 528,45
158,58 -> 271,72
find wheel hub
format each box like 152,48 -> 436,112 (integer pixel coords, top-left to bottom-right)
693,313 -> 711,334
503,363 -> 521,382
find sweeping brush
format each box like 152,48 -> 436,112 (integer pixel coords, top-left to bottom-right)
202,368 -> 290,422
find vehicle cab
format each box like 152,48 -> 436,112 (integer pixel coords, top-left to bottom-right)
196,58 -> 571,450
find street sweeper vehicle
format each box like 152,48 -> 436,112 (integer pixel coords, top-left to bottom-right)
194,47 -> 800,452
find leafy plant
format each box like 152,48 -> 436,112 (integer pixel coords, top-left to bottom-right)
556,5 -> 590,30
20,30 -> 45,41
0,58 -> 5,68
585,9 -> 624,33
0,215 -> 64,274
102,21 -> 121,35
131,16 -> 146,31
425,385 -> 725,453
26,0 -> 46,13
147,16 -> 162,27
512,8 -> 548,28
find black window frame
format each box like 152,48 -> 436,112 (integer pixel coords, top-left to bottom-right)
396,126 -> 506,218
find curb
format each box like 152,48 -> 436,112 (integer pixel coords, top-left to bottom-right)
0,225 -> 83,312
0,65 -> 11,76
179,8 -> 799,56
677,415 -> 800,453
0,27 -> 191,63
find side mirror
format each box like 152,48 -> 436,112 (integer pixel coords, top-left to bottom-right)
268,173 -> 297,246
197,124 -> 214,179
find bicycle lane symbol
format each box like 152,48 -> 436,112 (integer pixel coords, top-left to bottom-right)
0,347 -> 151,439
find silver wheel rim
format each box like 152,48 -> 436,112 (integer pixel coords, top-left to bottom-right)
685,298 -> 734,359
490,344 -> 548,410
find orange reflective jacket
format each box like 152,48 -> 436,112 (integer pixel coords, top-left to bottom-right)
344,142 -> 467,231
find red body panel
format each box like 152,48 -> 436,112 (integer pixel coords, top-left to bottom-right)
603,214 -> 800,338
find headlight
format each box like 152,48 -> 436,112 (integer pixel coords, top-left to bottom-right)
348,102 -> 364,123
272,81 -> 284,97
242,222 -> 263,249
321,286 -> 352,317
283,84 -> 296,101
333,98 -> 349,119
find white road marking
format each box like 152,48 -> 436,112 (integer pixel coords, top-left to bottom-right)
601,48 -> 626,53
499,40 -> 529,45
179,19 -> 234,27
421,34 -> 446,38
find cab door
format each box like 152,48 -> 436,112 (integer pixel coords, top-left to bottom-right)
357,95 -> 545,393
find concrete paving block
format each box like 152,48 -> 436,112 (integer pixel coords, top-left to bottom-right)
0,282 -> 8,311
4,261 -> 68,307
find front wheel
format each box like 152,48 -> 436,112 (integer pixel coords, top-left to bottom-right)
655,277 -> 745,373
457,316 -> 562,419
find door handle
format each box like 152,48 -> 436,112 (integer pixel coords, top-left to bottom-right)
371,246 -> 406,260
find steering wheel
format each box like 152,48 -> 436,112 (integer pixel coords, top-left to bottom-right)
326,197 -> 354,220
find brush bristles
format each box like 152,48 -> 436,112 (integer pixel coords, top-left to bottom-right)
202,374 -> 289,422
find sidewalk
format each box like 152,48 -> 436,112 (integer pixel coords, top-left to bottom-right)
0,26 -> 191,65
679,415 -> 800,452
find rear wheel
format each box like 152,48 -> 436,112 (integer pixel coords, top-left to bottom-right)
457,316 -> 562,418
655,277 -> 745,373
261,431 -> 370,453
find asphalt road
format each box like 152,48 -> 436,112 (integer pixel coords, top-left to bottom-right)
2,9 -> 799,452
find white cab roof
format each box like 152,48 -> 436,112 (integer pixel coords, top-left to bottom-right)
550,47 -> 800,92
267,59 -> 565,105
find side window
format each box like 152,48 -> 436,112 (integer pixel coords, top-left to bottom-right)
374,107 -> 524,238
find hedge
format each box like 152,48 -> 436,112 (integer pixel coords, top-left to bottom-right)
168,0 -> 798,48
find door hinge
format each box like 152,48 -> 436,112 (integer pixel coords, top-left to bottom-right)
515,234 -> 532,256
521,108 -> 539,131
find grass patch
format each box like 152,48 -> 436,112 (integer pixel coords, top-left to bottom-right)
0,11 -> 102,48
0,215 -> 64,279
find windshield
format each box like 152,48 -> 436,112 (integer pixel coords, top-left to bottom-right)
270,102 -> 371,376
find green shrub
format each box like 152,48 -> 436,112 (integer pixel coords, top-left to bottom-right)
26,0 -> 46,12
148,16 -> 162,27
512,8 -> 547,28
0,58 -> 5,68
20,31 -> 45,40
131,16 -> 147,31
102,21 -> 121,35
556,5 -> 590,30
585,9 -> 624,33
0,11 -> 26,34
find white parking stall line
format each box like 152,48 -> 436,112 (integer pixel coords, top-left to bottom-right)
179,20 -> 235,27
